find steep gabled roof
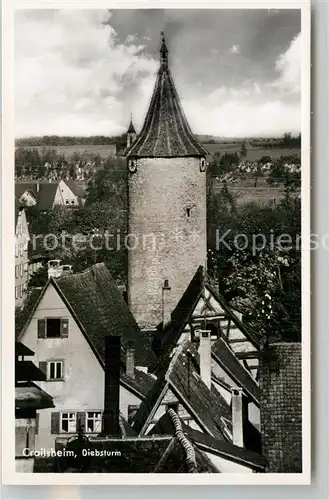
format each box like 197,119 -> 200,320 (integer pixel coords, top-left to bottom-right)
133,341 -> 231,440
64,179 -> 86,199
54,263 -> 153,368
153,265 -> 260,358
212,337 -> 260,405
182,424 -> 266,472
126,34 -> 208,158
16,264 -> 156,370
36,183 -> 58,210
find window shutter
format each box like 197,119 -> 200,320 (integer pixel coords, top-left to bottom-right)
60,319 -> 69,338
39,361 -> 47,377
50,412 -> 60,434
35,413 -> 39,435
77,411 -> 86,432
37,319 -> 46,339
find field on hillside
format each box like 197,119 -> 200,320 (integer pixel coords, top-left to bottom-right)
204,143 -> 301,161
15,143 -> 301,162
214,177 -> 285,206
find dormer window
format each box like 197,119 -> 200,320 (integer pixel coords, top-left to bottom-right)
200,157 -> 206,172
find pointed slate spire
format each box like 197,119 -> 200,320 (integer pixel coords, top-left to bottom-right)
126,33 -> 209,158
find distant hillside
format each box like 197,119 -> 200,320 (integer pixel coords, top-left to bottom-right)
15,133 -> 301,148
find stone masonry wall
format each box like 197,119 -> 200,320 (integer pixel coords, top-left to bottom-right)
128,157 -> 207,329
259,342 -> 302,472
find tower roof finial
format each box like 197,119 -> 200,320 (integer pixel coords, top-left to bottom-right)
127,113 -> 136,134
160,31 -> 168,67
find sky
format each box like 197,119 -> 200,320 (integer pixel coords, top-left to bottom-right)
15,9 -> 301,138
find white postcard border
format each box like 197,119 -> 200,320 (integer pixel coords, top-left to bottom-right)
1,0 -> 311,486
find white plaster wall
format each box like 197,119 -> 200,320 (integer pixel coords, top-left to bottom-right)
19,283 -> 141,449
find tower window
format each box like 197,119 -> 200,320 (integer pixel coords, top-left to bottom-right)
186,208 -> 191,217
200,157 -> 206,172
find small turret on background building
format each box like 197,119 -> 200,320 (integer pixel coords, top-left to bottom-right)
126,115 -> 137,149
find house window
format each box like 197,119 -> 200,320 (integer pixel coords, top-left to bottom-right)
48,360 -> 64,380
46,318 -> 62,338
65,200 -> 69,204
20,264 -> 23,277
60,412 -> 77,433
15,266 -> 19,278
15,287 -> 18,300
71,200 -> 75,204
85,412 -> 102,433
37,318 -> 69,339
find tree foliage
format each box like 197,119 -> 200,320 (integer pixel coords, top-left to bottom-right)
207,175 -> 301,343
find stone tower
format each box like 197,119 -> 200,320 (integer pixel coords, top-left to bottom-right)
126,33 -> 208,330
126,115 -> 136,149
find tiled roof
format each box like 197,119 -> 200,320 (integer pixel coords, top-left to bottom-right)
133,341 -> 231,440
37,183 -> 59,210
150,412 -> 266,472
15,181 -> 58,210
15,287 -> 44,338
183,424 -> 266,471
120,368 -> 155,399
212,337 -> 260,405
153,265 -> 259,358
64,179 -> 86,199
55,436 -> 181,473
15,182 -> 38,200
15,181 -> 81,210
126,35 -> 208,158
54,263 -> 154,368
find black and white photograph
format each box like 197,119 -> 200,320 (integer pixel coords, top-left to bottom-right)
2,2 -> 310,485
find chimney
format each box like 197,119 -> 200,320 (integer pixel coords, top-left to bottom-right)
198,330 -> 212,389
162,279 -> 171,327
125,344 -> 135,379
102,335 -> 121,437
231,388 -> 248,448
